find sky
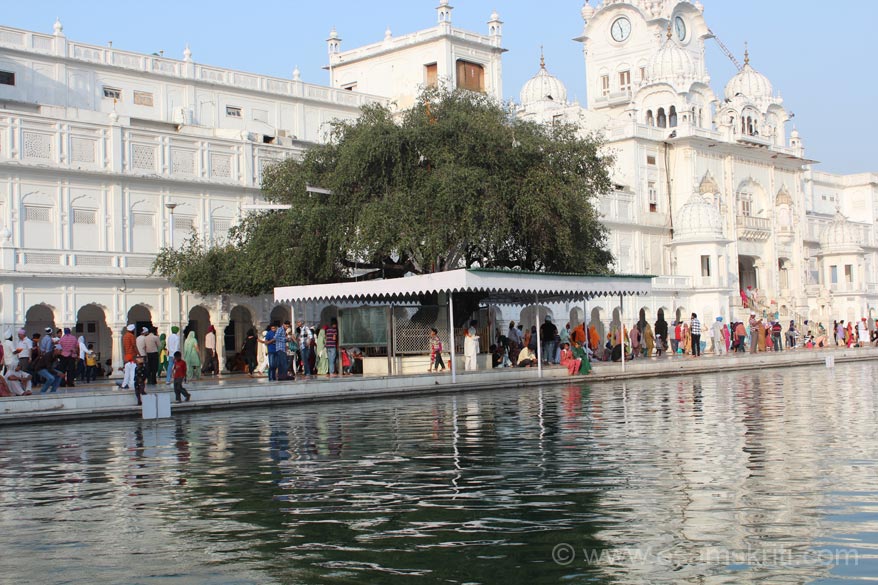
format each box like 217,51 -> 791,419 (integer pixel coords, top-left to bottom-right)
4,1 -> 876,174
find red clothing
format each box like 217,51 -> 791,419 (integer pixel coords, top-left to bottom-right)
123,331 -> 137,362
173,359 -> 187,380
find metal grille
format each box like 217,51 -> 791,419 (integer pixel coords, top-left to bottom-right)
25,206 -> 51,222
73,208 -> 96,224
392,305 -> 447,355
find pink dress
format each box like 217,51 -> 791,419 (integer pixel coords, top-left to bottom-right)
559,348 -> 581,375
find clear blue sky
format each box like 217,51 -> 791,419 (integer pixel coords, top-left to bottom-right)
5,1 -> 876,174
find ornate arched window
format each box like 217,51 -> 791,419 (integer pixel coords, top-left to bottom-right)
657,107 -> 667,128
669,105 -> 678,127
646,110 -> 654,126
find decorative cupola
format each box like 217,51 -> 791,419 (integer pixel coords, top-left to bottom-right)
437,0 -> 453,27
327,27 -> 341,56
488,9 -> 502,44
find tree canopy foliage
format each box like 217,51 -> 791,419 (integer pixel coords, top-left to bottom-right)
153,87 -> 615,296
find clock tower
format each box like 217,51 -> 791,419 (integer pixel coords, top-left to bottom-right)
576,0 -> 711,118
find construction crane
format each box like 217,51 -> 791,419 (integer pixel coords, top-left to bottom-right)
708,28 -> 742,71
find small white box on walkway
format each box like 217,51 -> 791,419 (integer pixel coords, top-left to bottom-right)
141,393 -> 172,419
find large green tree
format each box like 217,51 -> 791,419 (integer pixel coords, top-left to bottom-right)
153,87 -> 614,295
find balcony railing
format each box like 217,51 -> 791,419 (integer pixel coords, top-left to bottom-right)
12,249 -> 158,275
652,276 -> 693,290
736,215 -> 772,241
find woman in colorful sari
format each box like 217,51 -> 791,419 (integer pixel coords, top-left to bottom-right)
643,323 -> 655,358
682,323 -> 691,354
158,333 -> 168,377
182,331 -> 202,382
722,322 -> 731,352
629,324 -> 641,359
571,342 -> 592,374
315,326 -> 329,375
756,320 -> 767,352
559,342 -> 581,375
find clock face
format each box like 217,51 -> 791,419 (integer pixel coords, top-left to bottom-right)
611,17 -> 632,42
674,16 -> 687,41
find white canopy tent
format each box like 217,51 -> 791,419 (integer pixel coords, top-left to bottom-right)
274,268 -> 653,378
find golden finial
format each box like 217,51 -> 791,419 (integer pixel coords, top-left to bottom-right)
667,21 -> 672,40
540,45 -> 545,69
744,41 -> 750,65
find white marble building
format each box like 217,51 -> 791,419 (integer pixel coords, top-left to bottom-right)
1,0 -> 876,370
0,5 -> 507,369
518,0 -> 878,335
0,18 -> 386,368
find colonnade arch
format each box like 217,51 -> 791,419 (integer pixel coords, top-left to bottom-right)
76,304 -> 112,365
24,303 -> 56,336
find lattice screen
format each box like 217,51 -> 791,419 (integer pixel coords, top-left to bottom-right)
392,305 -> 448,355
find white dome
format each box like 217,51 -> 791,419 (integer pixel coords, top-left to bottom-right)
675,193 -> 724,240
646,36 -> 696,85
724,54 -> 773,101
520,57 -> 567,106
820,211 -> 860,248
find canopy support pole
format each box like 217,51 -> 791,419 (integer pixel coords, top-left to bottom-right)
448,293 -> 457,384
620,293 -> 625,373
535,294 -> 543,379
387,304 -> 394,376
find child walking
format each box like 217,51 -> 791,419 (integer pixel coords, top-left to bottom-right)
171,350 -> 191,403
133,354 -> 148,406
429,328 -> 445,372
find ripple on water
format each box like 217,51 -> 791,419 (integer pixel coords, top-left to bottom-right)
1,362 -> 878,584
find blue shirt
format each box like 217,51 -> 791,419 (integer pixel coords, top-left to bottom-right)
274,327 -> 287,353
265,330 -> 276,354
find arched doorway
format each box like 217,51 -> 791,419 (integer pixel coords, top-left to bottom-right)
76,304 -> 112,366
186,305 -> 211,345
224,305 -> 254,362
270,305 -> 291,326
519,305 -> 552,332
24,303 -> 56,336
675,306 -> 688,324
127,304 -> 154,332
588,307 -> 606,348
638,307 -> 651,330
568,307 -> 584,328
739,255 -> 758,291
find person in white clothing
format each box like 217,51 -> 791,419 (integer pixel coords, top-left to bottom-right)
2,329 -> 18,375
165,326 -> 181,384
5,364 -> 32,395
858,318 -> 870,347
711,317 -> 727,355
463,326 -> 480,371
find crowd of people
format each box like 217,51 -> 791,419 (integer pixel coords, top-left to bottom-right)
580,311 -> 878,361
228,318 -> 364,382
4,309 -> 878,399
1,327 -> 102,397
481,317 -> 592,375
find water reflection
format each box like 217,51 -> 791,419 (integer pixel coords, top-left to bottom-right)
1,363 -> 877,584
